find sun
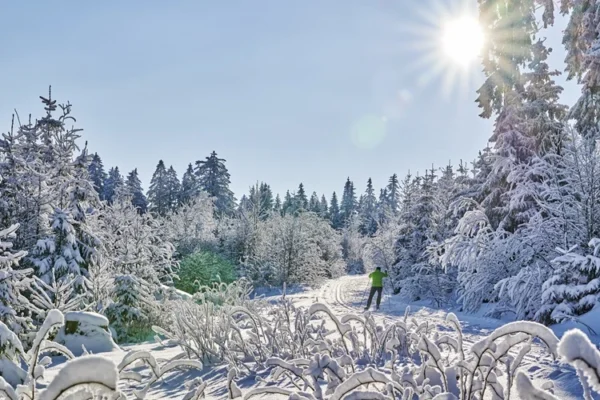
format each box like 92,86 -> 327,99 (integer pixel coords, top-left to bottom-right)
398,0 -> 486,99
441,17 -> 484,66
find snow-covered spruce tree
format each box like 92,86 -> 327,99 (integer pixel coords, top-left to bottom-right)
28,96 -> 102,289
438,0 -> 561,315
87,153 -> 106,199
244,182 -> 273,218
389,172 -> 420,290
282,190 -> 294,216
395,169 -> 455,306
340,178 -> 357,226
319,194 -> 329,218
537,238 -> 600,324
165,165 -> 181,214
294,183 -> 308,212
562,0 -> 600,141
309,191 -> 320,213
147,160 -> 170,216
359,178 -> 378,236
194,151 -> 236,216
329,192 -> 342,229
103,166 -> 124,205
273,194 -> 282,215
105,274 -> 156,342
179,163 -> 198,206
125,168 -> 148,214
385,173 -> 400,215
162,192 -> 217,257
0,104 -> 53,253
0,224 -> 32,334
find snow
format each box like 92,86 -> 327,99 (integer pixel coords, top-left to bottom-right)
39,355 -> 119,400
55,311 -> 119,356
63,311 -> 109,327
5,275 -> 600,399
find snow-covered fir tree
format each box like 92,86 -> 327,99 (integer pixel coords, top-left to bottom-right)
340,178 -> 357,226
273,194 -> 282,215
0,224 -> 31,333
125,168 -> 148,214
147,160 -> 170,216
103,166 -> 124,205
309,192 -> 320,213
385,174 -> 400,215
359,178 -> 378,236
165,165 -> 181,214
179,163 -> 198,205
329,192 -> 341,229
194,151 -> 236,216
87,153 -> 106,199
319,194 -> 329,218
294,183 -> 308,212
28,95 -> 101,287
282,190 -> 294,216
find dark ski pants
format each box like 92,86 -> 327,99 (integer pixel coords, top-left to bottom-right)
366,286 -> 383,309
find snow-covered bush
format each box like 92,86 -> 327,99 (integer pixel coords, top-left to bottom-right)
3,300 -> 600,400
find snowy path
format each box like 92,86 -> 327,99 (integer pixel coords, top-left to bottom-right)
310,274 -> 594,399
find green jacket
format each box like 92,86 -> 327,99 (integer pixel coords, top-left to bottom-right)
369,270 -> 388,287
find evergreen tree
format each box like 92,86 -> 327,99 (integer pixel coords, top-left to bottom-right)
282,190 -> 294,216
103,167 -> 124,205
359,178 -> 378,236
294,183 -> 308,211
319,195 -> 329,218
309,192 -> 320,213
329,192 -> 341,229
259,182 -> 274,213
273,194 -> 282,215
0,224 -> 31,332
340,178 -> 357,225
194,151 -> 236,216
166,166 -> 181,213
385,174 -> 400,215
30,97 -> 101,286
563,0 -> 600,140
88,153 -> 106,199
125,169 -> 147,214
179,163 -> 198,205
147,160 -> 169,216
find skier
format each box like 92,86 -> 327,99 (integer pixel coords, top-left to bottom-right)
364,267 -> 388,311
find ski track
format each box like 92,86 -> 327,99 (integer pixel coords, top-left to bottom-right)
315,274 -> 591,399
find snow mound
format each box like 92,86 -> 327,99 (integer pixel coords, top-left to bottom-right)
55,311 -> 119,356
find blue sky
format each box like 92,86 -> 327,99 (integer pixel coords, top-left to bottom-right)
0,1 -> 580,198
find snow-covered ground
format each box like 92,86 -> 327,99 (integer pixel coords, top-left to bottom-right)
37,274 -> 600,399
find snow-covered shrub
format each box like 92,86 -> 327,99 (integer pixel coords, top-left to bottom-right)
153,279 -> 263,364
54,311 -> 119,356
175,250 -> 235,294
